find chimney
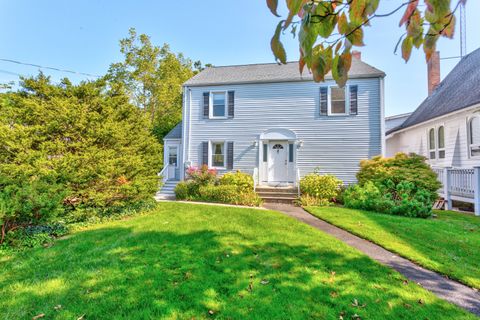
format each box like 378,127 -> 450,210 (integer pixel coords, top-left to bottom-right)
428,51 -> 441,95
352,50 -> 362,60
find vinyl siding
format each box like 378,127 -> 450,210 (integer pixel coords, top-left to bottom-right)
386,104 -> 480,168
183,78 -> 382,184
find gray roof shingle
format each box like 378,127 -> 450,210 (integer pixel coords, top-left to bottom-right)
164,121 -> 182,140
388,48 -> 480,135
184,58 -> 385,86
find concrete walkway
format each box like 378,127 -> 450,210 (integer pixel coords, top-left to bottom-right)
264,203 -> 480,316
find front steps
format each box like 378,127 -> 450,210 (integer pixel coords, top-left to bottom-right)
256,186 -> 298,205
155,180 -> 179,200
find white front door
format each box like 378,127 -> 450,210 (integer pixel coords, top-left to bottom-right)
268,141 -> 288,183
167,146 -> 178,180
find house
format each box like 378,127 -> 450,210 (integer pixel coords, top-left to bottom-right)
158,52 -> 386,199
386,49 -> 480,214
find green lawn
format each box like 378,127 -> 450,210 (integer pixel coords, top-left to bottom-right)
0,202 -> 475,319
306,206 -> 480,290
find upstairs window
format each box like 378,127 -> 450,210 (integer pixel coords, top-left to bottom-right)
469,117 -> 480,157
330,87 -> 346,115
428,128 -> 436,159
211,92 -> 226,118
438,126 -> 445,159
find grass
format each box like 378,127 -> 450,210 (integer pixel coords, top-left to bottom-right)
0,202 -> 476,319
305,206 -> 480,290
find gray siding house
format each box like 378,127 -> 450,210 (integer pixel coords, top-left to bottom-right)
160,54 -> 385,193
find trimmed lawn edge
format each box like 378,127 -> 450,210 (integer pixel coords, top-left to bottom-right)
303,206 -> 480,291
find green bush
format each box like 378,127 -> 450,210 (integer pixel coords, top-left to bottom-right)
296,195 -> 332,207
0,74 -> 162,244
175,176 -> 262,207
300,170 -> 342,205
219,171 -> 253,192
186,165 -> 217,186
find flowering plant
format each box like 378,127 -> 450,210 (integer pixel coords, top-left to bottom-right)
186,165 -> 217,186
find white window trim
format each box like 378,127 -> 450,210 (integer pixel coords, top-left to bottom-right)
168,145 -> 179,167
327,86 -> 349,116
209,140 -> 227,169
468,116 -> 480,158
437,125 -> 446,159
427,127 -> 436,160
209,91 -> 228,119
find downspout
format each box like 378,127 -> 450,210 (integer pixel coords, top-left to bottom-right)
380,77 -> 386,157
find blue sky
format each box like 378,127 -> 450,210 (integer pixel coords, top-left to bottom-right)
1,0 -> 479,116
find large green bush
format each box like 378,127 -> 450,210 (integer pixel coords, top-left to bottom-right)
344,153 -> 440,218
299,170 -> 343,206
175,169 -> 262,207
0,74 -> 162,243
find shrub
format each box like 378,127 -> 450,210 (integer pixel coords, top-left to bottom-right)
174,182 -> 190,200
219,171 -> 253,192
0,74 -> 162,233
186,165 -> 217,186
300,170 -> 343,205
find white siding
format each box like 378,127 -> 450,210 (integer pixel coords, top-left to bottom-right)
184,78 -> 382,184
386,104 -> 480,168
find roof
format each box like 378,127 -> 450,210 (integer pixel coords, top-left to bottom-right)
164,121 -> 182,140
385,112 -> 412,132
184,58 -> 385,86
388,48 -> 480,135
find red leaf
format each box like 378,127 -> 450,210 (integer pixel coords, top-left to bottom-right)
399,0 -> 419,26
266,0 -> 281,17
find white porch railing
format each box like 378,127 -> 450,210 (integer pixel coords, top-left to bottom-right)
253,167 -> 259,192
295,167 -> 301,196
433,166 -> 480,216
158,164 -> 170,184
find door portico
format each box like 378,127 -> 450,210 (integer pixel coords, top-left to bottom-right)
259,129 -> 297,186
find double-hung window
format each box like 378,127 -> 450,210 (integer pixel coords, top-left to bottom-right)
469,117 -> 480,157
211,92 -> 227,119
329,87 -> 347,115
428,128 -> 436,159
437,126 -> 445,159
211,141 -> 225,168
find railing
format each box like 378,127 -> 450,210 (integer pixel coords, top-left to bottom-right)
295,167 -> 301,196
253,167 -> 259,192
158,164 -> 170,184
432,166 -> 479,215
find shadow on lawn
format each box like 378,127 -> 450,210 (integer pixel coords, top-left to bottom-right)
0,225 -> 472,319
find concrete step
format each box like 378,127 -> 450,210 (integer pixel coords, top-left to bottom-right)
155,193 -> 176,200
256,187 -> 297,194
261,196 -> 297,205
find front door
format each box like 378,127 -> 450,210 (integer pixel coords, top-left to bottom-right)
167,146 -> 178,180
268,141 -> 288,183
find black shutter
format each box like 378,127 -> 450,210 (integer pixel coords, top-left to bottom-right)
320,87 -> 328,116
228,91 -> 235,118
202,142 -> 209,166
227,142 -> 234,170
203,92 -> 210,118
349,85 -> 358,115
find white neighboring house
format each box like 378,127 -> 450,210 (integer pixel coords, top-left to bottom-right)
157,52 -> 385,199
386,49 -> 480,214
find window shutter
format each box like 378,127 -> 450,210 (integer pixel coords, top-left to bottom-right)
228,91 -> 235,118
203,92 -> 210,118
320,87 -> 328,115
349,85 -> 358,115
202,142 -> 209,166
227,142 -> 234,170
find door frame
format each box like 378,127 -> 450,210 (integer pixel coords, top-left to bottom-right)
167,145 -> 179,180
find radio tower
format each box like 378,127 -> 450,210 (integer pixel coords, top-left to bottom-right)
460,1 -> 467,57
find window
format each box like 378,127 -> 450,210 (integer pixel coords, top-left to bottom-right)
263,143 -> 268,162
469,117 -> 480,157
330,87 -> 346,115
168,146 -> 178,166
288,143 -> 294,162
428,128 -> 436,159
438,126 -> 445,159
211,92 -> 226,118
211,142 -> 225,167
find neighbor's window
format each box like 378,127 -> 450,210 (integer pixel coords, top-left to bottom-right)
438,126 -> 445,159
168,146 -> 178,166
469,117 -> 480,157
330,87 -> 346,115
211,92 -> 226,118
211,142 -> 225,167
429,128 -> 436,159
